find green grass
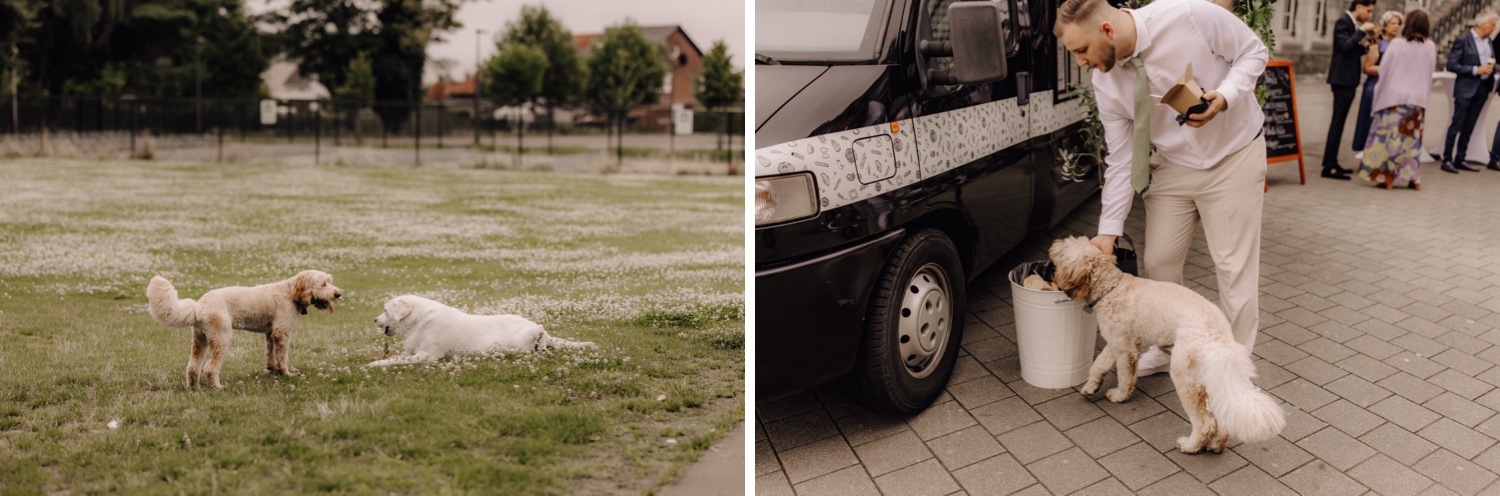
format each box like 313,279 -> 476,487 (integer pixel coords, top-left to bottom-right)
0,158 -> 744,494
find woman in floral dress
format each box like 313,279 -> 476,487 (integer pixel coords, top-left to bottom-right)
1358,9 -> 1434,190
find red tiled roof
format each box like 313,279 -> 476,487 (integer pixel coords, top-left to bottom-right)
574,34 -> 598,52
426,74 -> 479,100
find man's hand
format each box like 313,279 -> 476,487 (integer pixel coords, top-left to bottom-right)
1185,90 -> 1227,128
1481,64 -> 1495,76
1090,235 -> 1118,255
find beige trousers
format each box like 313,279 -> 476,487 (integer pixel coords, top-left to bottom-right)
1141,135 -> 1266,351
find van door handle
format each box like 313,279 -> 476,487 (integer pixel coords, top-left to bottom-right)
1017,72 -> 1031,105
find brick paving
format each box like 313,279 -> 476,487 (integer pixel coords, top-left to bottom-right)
756,76 -> 1500,495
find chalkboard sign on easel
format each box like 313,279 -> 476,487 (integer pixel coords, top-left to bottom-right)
1260,60 -> 1305,185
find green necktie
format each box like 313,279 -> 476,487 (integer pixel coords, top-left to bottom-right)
1128,56 -> 1151,194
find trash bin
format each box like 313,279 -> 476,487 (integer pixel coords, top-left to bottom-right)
1008,260 -> 1098,389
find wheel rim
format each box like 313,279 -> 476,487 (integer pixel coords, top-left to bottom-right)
898,262 -> 952,379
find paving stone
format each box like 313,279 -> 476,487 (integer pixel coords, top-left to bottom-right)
1289,292 -> 1337,312
1364,302 -> 1415,324
1280,459 -> 1370,496
1310,320 -> 1366,343
1033,392 -> 1105,431
1312,399 -> 1387,437
1345,334 -> 1404,360
1371,395 -> 1443,432
1136,471 -> 1215,496
1207,465 -> 1298,496
1066,415 -> 1144,458
1417,418 -> 1497,460
778,435 -> 860,484
874,458 -> 962,496
1164,446 -> 1249,484
1279,402 -> 1330,441
1005,378 -> 1072,406
1072,477 -> 1135,496
1278,307 -> 1330,329
1347,454 -> 1435,496
980,357 -> 1023,383
1232,433 -> 1314,478
835,411 -> 911,447
815,386 -> 867,420
1392,335 -> 1450,358
1472,444 -> 1500,474
792,465 -> 880,496
907,399 -> 978,441
926,425 -> 1005,472
945,374 -> 1015,411
1297,426 -> 1378,471
1386,351 -> 1450,379
1428,369 -> 1495,401
754,439 -> 783,479
1097,442 -> 1182,491
1302,337 -> 1359,363
854,429 -> 934,477
1413,449 -> 1499,496
1286,355 -> 1350,385
1097,392 -> 1169,426
1253,359 -> 1299,389
1263,321 -> 1318,346
1324,374 -> 1395,408
1423,392 -> 1497,428
949,453 -> 1037,496
961,336 -> 1018,363
764,409 -> 841,452
1026,447 -> 1109,495
949,355 -> 992,386
970,396 -> 1041,437
1359,420 -> 1440,466
1378,372 -> 1448,404
757,471 -> 796,496
1328,291 -> 1377,311
1269,378 -> 1339,411
1436,332 -> 1493,358
995,420 -> 1070,465
1254,339 -> 1312,366
1337,354 -> 1401,382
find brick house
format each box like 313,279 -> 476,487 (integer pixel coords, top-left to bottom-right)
576,25 -> 703,131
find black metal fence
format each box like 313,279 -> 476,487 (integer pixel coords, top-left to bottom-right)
0,95 -> 743,169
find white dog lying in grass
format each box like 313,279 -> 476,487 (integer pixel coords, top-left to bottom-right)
366,295 -> 595,367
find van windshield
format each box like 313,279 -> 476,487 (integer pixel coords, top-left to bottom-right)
756,0 -> 889,62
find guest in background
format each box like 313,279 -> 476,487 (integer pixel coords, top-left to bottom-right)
1353,11 -> 1403,159
1358,9 -> 1434,190
1440,10 -> 1498,174
1322,0 -> 1376,180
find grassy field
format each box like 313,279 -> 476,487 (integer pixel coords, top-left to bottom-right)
0,158 -> 744,494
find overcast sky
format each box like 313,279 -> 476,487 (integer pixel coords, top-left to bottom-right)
248,0 -> 746,83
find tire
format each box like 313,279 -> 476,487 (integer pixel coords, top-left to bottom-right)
851,228 -> 966,415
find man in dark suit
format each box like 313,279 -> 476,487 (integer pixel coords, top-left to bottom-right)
1322,0 -> 1375,180
1443,11 -> 1499,174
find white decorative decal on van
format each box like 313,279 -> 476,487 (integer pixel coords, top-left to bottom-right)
757,121 -> 920,211
756,89 -> 1087,213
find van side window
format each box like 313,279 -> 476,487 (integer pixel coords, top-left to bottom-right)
1055,37 -> 1088,101
928,0 -> 1019,77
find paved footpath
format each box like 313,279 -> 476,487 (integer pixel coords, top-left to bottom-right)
756,76 -> 1500,495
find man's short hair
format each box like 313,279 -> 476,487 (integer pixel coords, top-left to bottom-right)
1055,0 -> 1111,37
1347,0 -> 1373,11
1476,9 -> 1498,26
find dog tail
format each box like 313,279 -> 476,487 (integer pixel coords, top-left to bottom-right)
536,328 -> 596,350
1201,338 -> 1286,443
147,276 -> 199,328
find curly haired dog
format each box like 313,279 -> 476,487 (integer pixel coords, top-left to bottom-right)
366,295 -> 595,367
1049,236 -> 1284,453
147,270 -> 342,388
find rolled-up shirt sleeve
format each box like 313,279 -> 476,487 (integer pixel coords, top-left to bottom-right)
1097,102 -> 1135,236
1189,0 -> 1268,108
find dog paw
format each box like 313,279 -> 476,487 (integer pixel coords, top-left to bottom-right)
1176,437 -> 1205,454
1080,381 -> 1099,396
1106,387 -> 1133,403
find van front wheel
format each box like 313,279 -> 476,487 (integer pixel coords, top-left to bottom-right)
852,228 -> 966,415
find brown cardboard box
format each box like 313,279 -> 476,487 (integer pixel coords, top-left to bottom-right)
1161,63 -> 1206,115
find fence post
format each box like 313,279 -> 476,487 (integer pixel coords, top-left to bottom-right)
315,102 -> 322,165
437,103 -> 444,149
288,102 -> 294,143
217,101 -> 224,163
415,103 -> 421,167
333,101 -> 340,146
129,100 -> 137,155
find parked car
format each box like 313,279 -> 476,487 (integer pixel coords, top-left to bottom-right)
754,0 -> 1102,414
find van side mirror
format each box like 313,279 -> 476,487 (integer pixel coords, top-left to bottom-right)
941,0 -> 1010,85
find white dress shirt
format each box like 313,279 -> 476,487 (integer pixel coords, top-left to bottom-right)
1092,0 -> 1269,236
1471,29 -> 1493,75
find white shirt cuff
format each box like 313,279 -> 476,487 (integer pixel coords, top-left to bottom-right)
1098,219 -> 1126,237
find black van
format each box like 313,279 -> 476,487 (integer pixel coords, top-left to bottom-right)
755,0 -> 1102,414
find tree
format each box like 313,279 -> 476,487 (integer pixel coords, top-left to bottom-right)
369,0 -> 463,135
481,42 -> 546,165
695,39 -> 741,156
257,0 -> 379,94
333,52 -> 375,141
584,21 -> 667,166
501,5 -> 582,154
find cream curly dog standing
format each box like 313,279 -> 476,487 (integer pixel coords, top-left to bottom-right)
147,270 -> 342,388
1048,236 -> 1284,453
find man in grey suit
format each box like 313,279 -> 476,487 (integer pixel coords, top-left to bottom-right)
1443,11 -> 1499,174
1322,0 -> 1374,180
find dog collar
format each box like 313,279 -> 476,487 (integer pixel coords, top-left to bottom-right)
1084,286 -> 1115,314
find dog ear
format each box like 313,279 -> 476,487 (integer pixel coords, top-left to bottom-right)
1055,258 -> 1092,301
290,271 -> 315,306
385,298 -> 412,321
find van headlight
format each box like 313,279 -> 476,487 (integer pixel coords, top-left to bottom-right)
755,173 -> 818,226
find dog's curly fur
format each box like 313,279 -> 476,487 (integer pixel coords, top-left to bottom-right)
147,270 -> 342,389
1049,236 -> 1285,453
